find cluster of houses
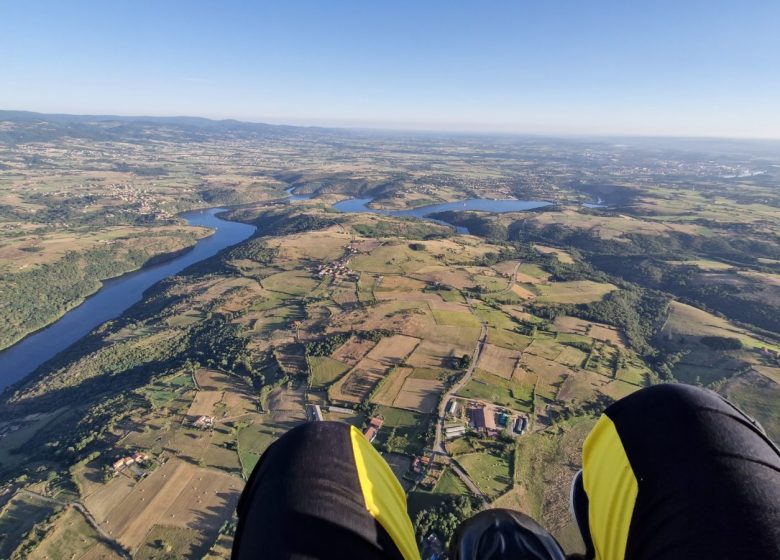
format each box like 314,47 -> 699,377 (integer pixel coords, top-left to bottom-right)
469,404 -> 529,437
112,452 -> 150,474
406,451 -> 444,488
444,398 -> 530,439
315,257 -> 359,281
192,415 -> 215,430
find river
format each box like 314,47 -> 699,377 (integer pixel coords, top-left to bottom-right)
0,209 -> 256,392
332,197 -> 550,218
331,196 -> 550,233
0,195 -> 550,392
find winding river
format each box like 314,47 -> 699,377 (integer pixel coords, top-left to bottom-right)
0,209 -> 256,392
0,195 -> 550,392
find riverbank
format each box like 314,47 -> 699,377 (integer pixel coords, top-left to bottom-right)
0,227 -> 212,355
0,209 -> 256,393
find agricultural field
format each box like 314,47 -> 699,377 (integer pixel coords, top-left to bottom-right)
330,357 -> 388,404
533,245 -> 575,264
661,301 -> 777,351
96,459 -> 240,553
372,366 -> 415,407
1,118 -> 779,557
0,493 -> 61,558
393,378 -> 444,413
457,452 -> 513,499
26,506 -> 107,560
308,356 -> 351,388
534,280 -> 617,304
476,343 -> 523,379
433,468 -> 469,497
458,370 -> 534,413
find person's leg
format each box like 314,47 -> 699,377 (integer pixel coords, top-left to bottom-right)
579,383 -> 780,560
232,421 -> 419,560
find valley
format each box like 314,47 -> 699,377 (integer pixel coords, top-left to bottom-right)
0,113 -> 778,558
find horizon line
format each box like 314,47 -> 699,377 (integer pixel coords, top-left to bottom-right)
3,107 -> 780,143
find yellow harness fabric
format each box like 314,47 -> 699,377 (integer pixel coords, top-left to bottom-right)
350,425 -> 421,560
583,415 -> 639,560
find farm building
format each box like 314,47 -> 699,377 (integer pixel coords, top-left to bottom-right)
513,416 -> 528,435
444,424 -> 466,439
329,406 -> 355,415
447,399 -> 459,416
112,452 -> 150,472
364,417 -> 384,442
306,404 -> 324,422
470,406 -> 497,436
193,415 -> 215,429
411,454 -> 433,474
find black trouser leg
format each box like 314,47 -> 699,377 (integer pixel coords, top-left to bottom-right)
581,384 -> 780,560
232,421 -> 418,560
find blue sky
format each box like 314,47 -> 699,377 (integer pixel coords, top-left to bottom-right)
2,0 -> 779,137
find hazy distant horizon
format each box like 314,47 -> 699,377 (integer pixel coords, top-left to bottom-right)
4,107 -> 780,143
2,1 -> 779,140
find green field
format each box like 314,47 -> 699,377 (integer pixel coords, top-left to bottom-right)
473,303 -> 518,330
487,327 -> 533,351
373,405 -> 431,455
0,409 -> 71,472
535,281 -> 617,304
308,356 -> 351,388
509,417 -> 596,552
237,423 -> 280,477
431,310 -> 481,328
136,525 -> 211,560
351,244 -> 437,274
516,264 -> 549,280
457,370 -> 533,412
0,494 -> 61,558
24,507 -> 102,560
433,467 -> 469,496
261,270 -> 320,296
457,452 -> 512,498
724,373 -> 780,442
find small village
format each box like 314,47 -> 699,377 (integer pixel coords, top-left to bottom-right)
301,398 -> 529,494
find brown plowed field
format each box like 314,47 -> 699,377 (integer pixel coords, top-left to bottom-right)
366,334 -> 419,365
101,459 -> 240,553
330,357 -> 387,403
394,378 -> 444,413
476,344 -> 523,379
331,336 -> 376,365
407,340 -> 464,369
187,390 -> 223,418
372,366 -> 414,406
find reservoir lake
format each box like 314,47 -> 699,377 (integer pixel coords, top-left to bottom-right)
0,195 -> 549,391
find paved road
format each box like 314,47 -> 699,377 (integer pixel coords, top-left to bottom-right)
434,317 -> 487,454
450,460 -> 489,505
429,293 -> 493,504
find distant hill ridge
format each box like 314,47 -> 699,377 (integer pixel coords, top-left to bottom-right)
0,109 -> 323,143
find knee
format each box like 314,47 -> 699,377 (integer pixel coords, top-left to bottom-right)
605,383 -> 728,429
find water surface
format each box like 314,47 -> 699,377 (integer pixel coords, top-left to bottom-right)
0,196 -> 547,391
0,209 -> 256,392
332,197 -> 550,233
